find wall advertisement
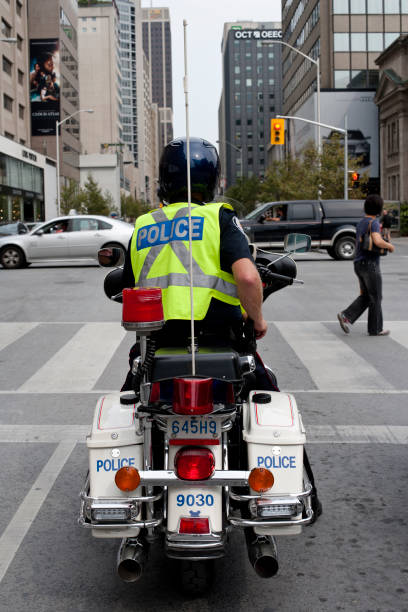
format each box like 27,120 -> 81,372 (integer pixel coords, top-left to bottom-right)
29,39 -> 60,136
293,91 -> 379,179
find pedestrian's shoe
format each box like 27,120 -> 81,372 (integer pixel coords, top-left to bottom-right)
337,312 -> 350,334
369,329 -> 390,336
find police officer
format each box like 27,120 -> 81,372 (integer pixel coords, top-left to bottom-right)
121,136 -> 267,348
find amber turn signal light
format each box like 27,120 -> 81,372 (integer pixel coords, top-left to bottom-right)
248,467 -> 274,493
115,466 -> 141,492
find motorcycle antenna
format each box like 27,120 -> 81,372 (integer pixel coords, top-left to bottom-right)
183,19 -> 196,375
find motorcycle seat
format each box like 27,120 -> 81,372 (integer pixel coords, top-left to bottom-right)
151,347 -> 244,383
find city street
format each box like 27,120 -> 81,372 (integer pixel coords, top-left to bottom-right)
0,240 -> 407,611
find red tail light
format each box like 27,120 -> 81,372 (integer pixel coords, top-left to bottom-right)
174,447 -> 215,481
179,517 -> 210,534
173,378 -> 213,415
122,287 -> 164,329
149,382 -> 160,403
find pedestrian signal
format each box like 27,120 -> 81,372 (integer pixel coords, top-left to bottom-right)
271,118 -> 285,145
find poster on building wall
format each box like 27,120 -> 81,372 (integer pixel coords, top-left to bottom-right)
29,39 -> 60,136
293,91 -> 379,179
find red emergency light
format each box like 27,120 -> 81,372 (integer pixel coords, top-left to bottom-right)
173,378 -> 213,415
122,287 -> 164,332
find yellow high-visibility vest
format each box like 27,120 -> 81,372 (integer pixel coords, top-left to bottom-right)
130,202 -> 241,320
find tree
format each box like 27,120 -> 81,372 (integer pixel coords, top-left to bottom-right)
258,139 -> 369,206
60,179 -> 85,215
120,193 -> 149,222
224,176 -> 260,216
81,174 -> 110,216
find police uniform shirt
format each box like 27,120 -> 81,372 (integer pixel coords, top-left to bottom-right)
121,207 -> 252,331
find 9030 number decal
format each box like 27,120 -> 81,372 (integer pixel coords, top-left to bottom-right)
176,493 -> 214,507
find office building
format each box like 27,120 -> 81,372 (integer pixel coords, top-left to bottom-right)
375,34 -> 408,201
0,0 -> 30,145
281,1 -> 408,189
116,0 -> 158,204
218,21 -> 282,190
27,0 -> 81,188
142,6 -> 173,150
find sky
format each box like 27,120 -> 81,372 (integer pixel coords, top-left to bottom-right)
141,0 -> 282,148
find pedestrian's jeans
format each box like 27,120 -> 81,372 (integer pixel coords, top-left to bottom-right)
343,259 -> 383,335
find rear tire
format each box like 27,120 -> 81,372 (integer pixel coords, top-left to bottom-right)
0,246 -> 26,269
180,560 -> 214,595
333,236 -> 355,260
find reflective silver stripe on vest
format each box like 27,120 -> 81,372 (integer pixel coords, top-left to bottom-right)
137,207 -> 238,298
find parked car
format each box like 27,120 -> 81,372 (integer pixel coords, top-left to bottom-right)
0,215 -> 134,269
0,221 -> 29,237
240,199 -> 365,260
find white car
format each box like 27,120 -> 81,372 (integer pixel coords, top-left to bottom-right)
0,215 -> 135,269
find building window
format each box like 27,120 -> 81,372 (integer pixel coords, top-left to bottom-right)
235,119 -> 241,125
257,78 -> 263,87
367,0 -> 383,12
3,94 -> 13,112
350,0 -> 365,13
234,79 -> 240,86
234,66 -> 240,74
17,35 -> 22,50
4,131 -> 14,140
368,32 -> 383,51
18,104 -> 24,119
384,32 -> 400,47
403,0 -> 408,13
18,69 -> 24,85
333,0 -> 349,13
2,55 -> 12,75
246,78 -> 252,87
334,33 -> 349,51
351,33 -> 367,51
334,69 -> 350,88
16,1 -> 22,17
385,0 -> 400,13
268,79 -> 275,86
247,118 -> 252,125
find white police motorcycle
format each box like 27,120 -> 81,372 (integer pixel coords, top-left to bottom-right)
78,233 -> 320,593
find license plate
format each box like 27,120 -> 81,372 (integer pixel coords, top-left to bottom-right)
167,416 -> 219,438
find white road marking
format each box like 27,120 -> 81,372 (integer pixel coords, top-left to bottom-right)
275,321 -> 393,392
0,441 -> 76,584
0,424 -> 406,445
386,321 -> 408,351
0,322 -> 38,352
19,323 -> 126,392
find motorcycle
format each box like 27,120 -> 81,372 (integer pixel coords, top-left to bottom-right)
78,233 -> 319,593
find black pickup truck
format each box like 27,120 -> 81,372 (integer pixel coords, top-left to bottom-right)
240,199 -> 365,260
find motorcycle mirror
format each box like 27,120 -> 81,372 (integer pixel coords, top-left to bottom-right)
98,247 -> 125,268
284,233 -> 311,254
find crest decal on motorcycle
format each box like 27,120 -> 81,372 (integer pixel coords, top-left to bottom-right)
189,510 -> 201,517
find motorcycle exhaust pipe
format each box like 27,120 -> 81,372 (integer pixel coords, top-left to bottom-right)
245,528 -> 279,578
117,538 -> 148,583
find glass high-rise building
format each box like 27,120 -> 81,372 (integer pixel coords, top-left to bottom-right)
218,21 -> 283,190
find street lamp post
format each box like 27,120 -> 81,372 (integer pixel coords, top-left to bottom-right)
56,109 -> 93,216
277,114 -> 348,200
216,139 -> 243,189
263,40 -> 320,155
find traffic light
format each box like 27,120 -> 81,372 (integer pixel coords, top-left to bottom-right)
351,171 -> 360,188
271,118 -> 285,145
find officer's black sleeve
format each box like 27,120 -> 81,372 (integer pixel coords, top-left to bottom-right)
122,236 -> 135,288
219,208 -> 253,273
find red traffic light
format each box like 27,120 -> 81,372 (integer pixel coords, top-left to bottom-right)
273,122 -> 282,131
351,172 -> 359,182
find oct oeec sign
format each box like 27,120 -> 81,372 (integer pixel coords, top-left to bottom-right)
233,29 -> 282,40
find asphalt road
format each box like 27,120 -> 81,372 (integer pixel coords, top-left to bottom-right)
0,240 -> 407,611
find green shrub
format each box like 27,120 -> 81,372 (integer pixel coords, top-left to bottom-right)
400,202 -> 408,236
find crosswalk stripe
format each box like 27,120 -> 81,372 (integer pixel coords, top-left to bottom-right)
0,322 -> 38,352
18,323 -> 126,392
0,424 -> 406,444
274,322 -> 393,392
386,321 -> 408,351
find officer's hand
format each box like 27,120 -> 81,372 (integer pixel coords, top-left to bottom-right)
254,317 -> 268,339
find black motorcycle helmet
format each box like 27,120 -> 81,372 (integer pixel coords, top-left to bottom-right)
158,137 -> 220,204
